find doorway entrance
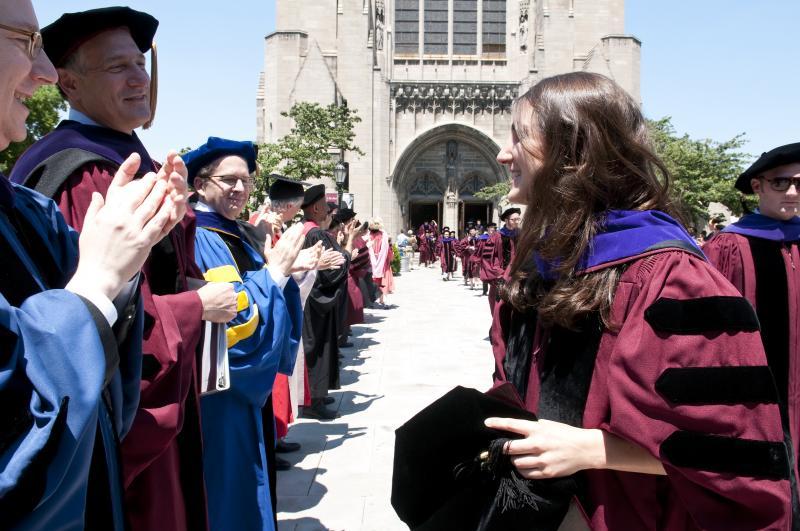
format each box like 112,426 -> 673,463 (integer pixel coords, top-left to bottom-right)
459,202 -> 492,233
409,202 -> 441,232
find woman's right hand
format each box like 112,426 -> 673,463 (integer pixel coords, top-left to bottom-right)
68,153 -> 187,301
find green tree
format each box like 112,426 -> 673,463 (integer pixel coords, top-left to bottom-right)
648,117 -> 754,219
0,85 -> 67,173
253,102 -> 365,205
474,181 -> 510,201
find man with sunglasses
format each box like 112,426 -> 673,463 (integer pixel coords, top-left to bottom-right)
10,7 -> 239,531
705,143 -> 800,502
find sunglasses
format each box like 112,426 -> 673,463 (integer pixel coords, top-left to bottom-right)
760,176 -> 800,192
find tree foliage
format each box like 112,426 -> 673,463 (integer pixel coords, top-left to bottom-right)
0,85 -> 67,173
252,102 -> 365,205
648,117 -> 754,219
474,181 -> 510,201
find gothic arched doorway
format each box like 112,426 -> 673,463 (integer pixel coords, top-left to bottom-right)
391,124 -> 507,235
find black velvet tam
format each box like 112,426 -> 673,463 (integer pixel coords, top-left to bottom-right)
42,7 -> 158,67
268,175 -> 304,202
735,142 -> 800,194
301,184 -> 325,208
392,385 -> 576,531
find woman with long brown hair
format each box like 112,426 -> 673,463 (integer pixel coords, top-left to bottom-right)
484,72 -> 792,529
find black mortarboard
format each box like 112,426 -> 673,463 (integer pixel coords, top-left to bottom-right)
487,222 -> 498,228
268,174 -> 304,202
501,207 -> 521,221
334,208 -> 357,223
43,7 -> 160,129
182,137 -> 257,180
302,184 -> 326,208
736,143 -> 800,194
392,385 -> 577,530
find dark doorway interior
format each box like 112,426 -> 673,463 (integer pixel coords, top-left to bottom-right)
409,202 -> 441,232
461,202 -> 492,231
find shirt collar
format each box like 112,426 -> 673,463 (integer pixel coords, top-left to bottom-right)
68,108 -> 103,127
194,200 -> 215,213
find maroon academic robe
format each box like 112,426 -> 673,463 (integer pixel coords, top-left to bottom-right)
491,249 -> 791,530
480,232 -> 504,312
704,232 -> 800,485
457,236 -> 478,278
439,238 -> 457,274
55,163 -> 208,531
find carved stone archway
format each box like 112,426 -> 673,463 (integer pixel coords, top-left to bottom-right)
392,123 -> 507,232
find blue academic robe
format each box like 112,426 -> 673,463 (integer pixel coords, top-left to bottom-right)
0,182 -> 141,530
193,225 -> 302,531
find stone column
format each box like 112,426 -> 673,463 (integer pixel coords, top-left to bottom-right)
444,190 -> 458,230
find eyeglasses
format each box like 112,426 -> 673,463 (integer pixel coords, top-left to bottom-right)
0,22 -> 43,60
760,176 -> 800,192
209,175 -> 254,189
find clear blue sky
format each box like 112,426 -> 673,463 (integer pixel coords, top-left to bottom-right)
33,1 -> 798,162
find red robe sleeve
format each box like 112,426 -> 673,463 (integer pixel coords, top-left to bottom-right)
583,251 -> 790,530
53,163 -> 205,487
702,232 -> 756,304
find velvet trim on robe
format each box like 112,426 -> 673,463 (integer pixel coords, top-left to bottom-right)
0,183 -> 140,530
12,123 -> 209,531
302,222 -> 350,399
193,225 -> 302,531
491,248 -> 791,530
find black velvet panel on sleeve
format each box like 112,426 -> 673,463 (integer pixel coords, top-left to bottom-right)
655,366 -> 779,406
644,296 -> 760,335
660,430 -> 789,480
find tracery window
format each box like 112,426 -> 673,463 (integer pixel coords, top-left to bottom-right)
395,0 -> 419,53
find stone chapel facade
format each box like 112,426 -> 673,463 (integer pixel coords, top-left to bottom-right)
257,0 -> 640,235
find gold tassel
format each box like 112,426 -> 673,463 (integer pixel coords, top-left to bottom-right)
143,41 -> 157,130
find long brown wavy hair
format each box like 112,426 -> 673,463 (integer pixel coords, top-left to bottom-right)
502,72 -> 682,329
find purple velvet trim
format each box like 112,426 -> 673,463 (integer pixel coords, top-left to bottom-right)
499,227 -> 517,238
194,210 -> 242,239
722,213 -> 800,242
534,210 -> 701,280
10,121 -> 153,184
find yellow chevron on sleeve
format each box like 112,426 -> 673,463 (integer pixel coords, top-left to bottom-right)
203,265 -> 242,284
236,290 -> 249,312
227,304 -> 259,348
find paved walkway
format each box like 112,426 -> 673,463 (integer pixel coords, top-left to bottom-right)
277,259 -> 495,530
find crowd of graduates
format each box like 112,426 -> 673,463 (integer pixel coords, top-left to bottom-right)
6,2 -> 800,531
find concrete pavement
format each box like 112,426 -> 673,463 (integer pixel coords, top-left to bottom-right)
277,260 -> 495,530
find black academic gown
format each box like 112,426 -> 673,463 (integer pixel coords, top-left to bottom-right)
302,221 -> 350,399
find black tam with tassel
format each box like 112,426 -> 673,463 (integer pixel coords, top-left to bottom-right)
391,385 -> 582,531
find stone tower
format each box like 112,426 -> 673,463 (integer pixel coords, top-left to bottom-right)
258,0 -> 641,235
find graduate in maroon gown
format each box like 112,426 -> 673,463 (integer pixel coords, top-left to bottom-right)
703,143 -> 800,503
438,229 -> 458,280
479,222 -> 501,303
10,9 -> 239,530
458,226 -> 480,288
418,229 -> 432,267
485,72 -> 791,530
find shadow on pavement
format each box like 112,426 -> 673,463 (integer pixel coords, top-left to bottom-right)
277,516 -> 331,530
